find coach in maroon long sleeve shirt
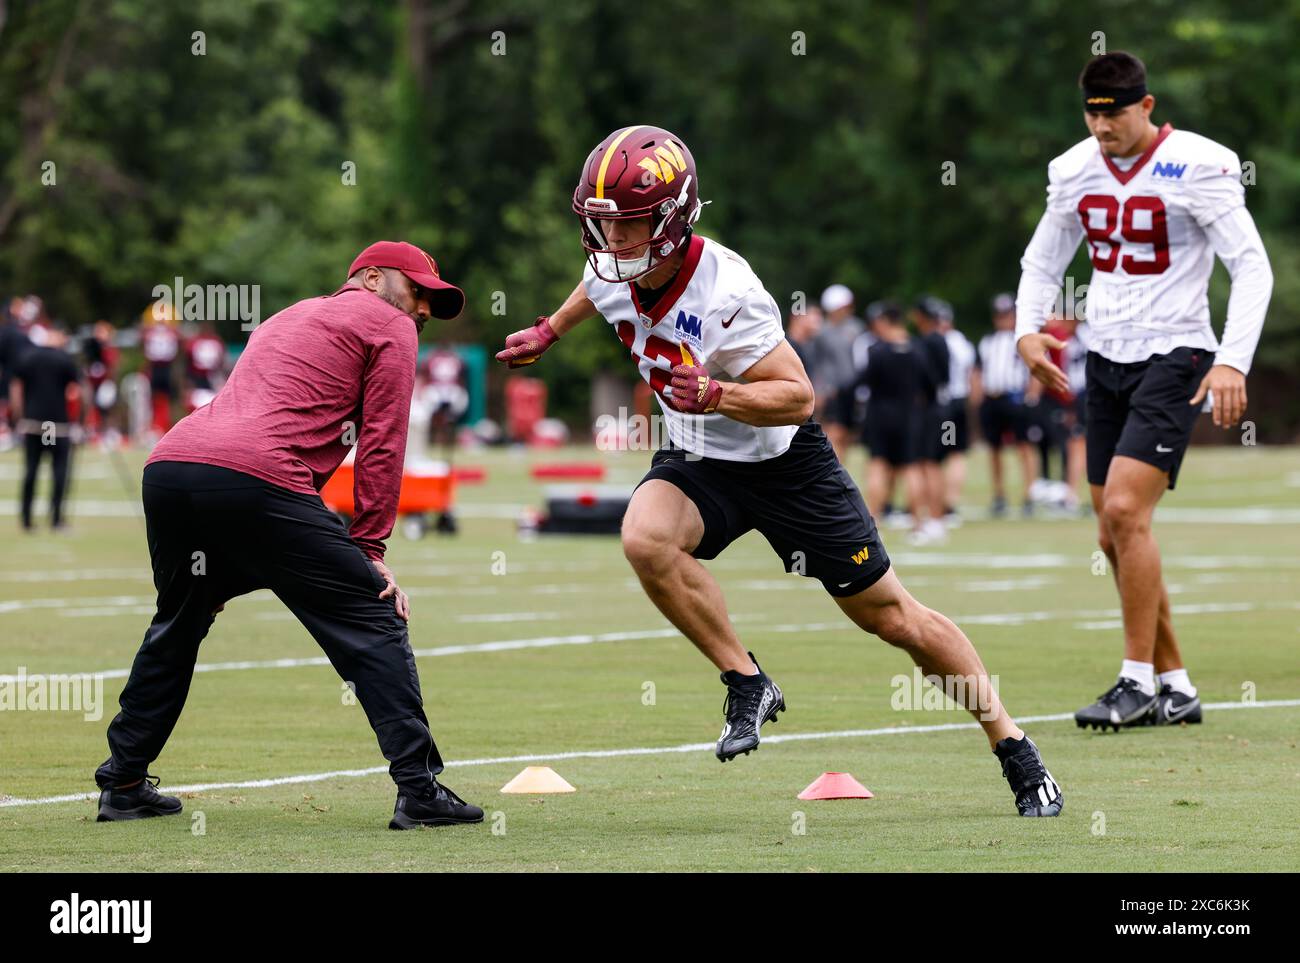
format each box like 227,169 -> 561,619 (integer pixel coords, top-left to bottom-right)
151,257 -> 425,566
94,242 -> 486,829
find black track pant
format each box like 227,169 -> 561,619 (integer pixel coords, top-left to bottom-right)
21,432 -> 72,528
95,461 -> 443,795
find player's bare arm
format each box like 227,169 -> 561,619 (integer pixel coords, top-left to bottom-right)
702,340 -> 815,427
495,283 -> 596,368
548,281 -> 598,336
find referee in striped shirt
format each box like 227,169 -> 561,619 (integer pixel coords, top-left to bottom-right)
972,293 -> 1037,517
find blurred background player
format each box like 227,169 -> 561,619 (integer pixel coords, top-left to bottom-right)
421,343 -> 468,456
0,299 -> 34,451
936,298 -> 976,524
910,296 -> 951,544
10,323 -> 84,531
785,303 -> 822,377
974,293 -> 1037,517
183,319 -> 228,413
141,301 -> 180,436
1026,311 -> 1089,512
1017,51 -> 1272,730
857,301 -> 927,538
811,283 -> 864,462
83,320 -> 121,445
419,342 -> 468,533
15,295 -> 52,347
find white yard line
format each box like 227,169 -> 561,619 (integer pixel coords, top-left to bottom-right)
3,699 -> 1297,810
4,601 -> 1297,683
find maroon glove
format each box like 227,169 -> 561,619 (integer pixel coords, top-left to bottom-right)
668,363 -> 723,414
496,317 -> 559,368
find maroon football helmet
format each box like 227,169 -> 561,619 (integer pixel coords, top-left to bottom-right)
572,125 -> 704,283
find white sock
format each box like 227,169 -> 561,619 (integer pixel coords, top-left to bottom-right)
1119,660 -> 1155,696
1158,668 -> 1197,698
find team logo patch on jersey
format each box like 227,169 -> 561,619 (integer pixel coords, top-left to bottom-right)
1152,161 -> 1186,179
639,313 -> 655,330
674,310 -> 703,340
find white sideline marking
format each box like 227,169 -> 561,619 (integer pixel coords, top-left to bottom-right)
3,699 -> 1297,810
0,628 -> 687,682
5,601 -> 1298,684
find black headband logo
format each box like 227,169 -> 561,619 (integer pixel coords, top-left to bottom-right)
1082,83 -> 1147,110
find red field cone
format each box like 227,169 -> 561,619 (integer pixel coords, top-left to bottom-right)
797,771 -> 874,800
500,766 -> 576,794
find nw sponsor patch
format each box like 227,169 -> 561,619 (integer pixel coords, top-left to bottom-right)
674,310 -> 703,341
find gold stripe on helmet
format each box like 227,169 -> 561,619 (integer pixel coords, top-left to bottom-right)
595,126 -> 644,200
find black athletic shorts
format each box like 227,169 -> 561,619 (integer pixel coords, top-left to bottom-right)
825,387 -> 858,430
1070,391 -> 1087,439
979,394 -> 1028,449
1026,395 -> 1067,448
637,421 -> 891,597
1085,347 -> 1213,490
917,401 -> 949,463
863,400 -> 920,467
938,399 -> 970,458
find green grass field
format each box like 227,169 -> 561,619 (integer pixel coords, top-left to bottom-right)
2,439 -> 1297,872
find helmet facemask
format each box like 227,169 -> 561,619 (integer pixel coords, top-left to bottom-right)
575,173 -> 699,284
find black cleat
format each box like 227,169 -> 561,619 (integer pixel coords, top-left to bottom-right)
389,781 -> 483,829
715,653 -> 785,762
1074,677 -> 1158,732
1149,685 -> 1202,726
994,735 -> 1063,817
96,775 -> 183,822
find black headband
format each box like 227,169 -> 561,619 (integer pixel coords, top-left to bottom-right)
1083,83 -> 1147,110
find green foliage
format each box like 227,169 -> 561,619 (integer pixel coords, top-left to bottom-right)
1,0 -> 1297,429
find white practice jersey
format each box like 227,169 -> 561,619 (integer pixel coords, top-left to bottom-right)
1017,124 -> 1272,372
942,328 -> 976,401
583,234 -> 796,461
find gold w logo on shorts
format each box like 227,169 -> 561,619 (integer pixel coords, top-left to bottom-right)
851,546 -> 871,565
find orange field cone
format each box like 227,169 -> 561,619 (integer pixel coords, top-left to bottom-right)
797,771 -> 874,800
500,766 -> 576,794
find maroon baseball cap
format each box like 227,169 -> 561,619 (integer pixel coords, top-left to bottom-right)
349,241 -> 465,320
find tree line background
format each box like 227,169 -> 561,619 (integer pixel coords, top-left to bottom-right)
2,0 -> 1298,434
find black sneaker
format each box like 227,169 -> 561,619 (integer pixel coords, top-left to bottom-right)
1075,677 -> 1158,732
96,775 -> 183,822
1149,684 -> 1202,726
993,735 -> 1063,817
389,781 -> 483,829
716,653 -> 785,762
990,496 -> 1007,518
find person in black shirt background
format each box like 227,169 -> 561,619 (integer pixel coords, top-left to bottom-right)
10,324 -> 83,530
911,297 -> 952,545
0,303 -> 34,450
858,301 -> 928,533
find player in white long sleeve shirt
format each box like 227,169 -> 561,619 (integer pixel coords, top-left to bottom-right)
1015,52 -> 1273,732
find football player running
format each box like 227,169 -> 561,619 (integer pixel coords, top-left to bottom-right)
498,126 -> 1063,816
1016,53 -> 1272,731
